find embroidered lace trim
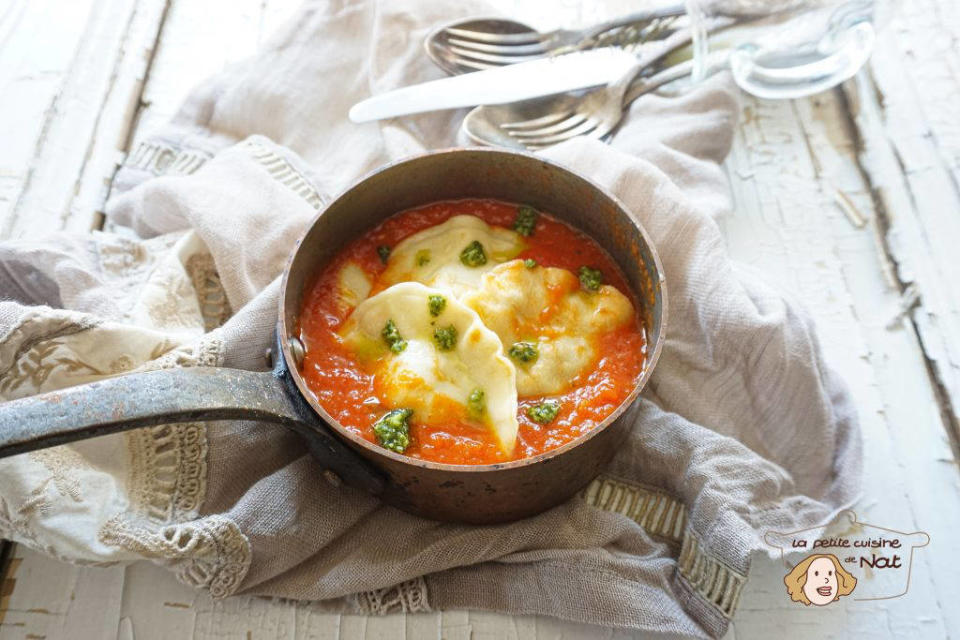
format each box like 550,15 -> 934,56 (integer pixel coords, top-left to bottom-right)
582,475 -> 747,619
125,421 -> 208,523
103,327 -> 252,597
99,514 -> 250,598
582,475 -> 686,543
96,255 -> 251,597
124,334 -> 223,522
352,577 -> 431,615
0,310 -> 101,394
126,140 -> 211,176
98,137 -> 329,599
240,139 -> 326,210
125,137 -> 325,211
186,253 -> 232,331
677,527 -> 746,618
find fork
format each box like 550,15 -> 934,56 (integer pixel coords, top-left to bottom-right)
507,62 -> 694,148
461,59 -> 689,150
458,15 -> 737,151
462,47 -> 730,151
426,4 -> 686,73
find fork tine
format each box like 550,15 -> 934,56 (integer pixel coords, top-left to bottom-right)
446,37 -> 547,56
444,27 -> 544,45
507,114 -> 587,138
500,110 -> 573,131
587,122 -> 616,141
510,118 -> 601,146
447,45 -> 545,66
456,58 -> 500,71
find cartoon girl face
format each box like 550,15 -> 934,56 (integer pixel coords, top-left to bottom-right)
803,556 -> 839,605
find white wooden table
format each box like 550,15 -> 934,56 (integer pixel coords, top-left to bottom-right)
1,0 -> 958,638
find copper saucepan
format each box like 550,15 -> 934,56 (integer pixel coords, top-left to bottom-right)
0,149 -> 666,524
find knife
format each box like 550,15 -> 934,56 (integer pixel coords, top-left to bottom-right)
349,47 -> 640,123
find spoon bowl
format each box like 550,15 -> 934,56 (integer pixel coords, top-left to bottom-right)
424,8 -> 686,76
425,17 -> 543,75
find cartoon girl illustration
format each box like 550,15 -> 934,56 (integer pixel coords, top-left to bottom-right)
784,553 -> 857,606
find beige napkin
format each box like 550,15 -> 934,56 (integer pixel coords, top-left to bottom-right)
0,1 -> 861,638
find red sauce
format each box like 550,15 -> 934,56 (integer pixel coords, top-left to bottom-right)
298,199 -> 646,465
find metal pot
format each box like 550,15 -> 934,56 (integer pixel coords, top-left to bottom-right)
0,149 -> 666,524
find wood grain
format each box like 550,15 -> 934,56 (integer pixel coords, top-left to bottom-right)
846,0 -> 960,459
0,0 -> 170,238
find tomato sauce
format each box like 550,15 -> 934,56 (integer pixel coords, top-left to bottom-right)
298,199 -> 647,465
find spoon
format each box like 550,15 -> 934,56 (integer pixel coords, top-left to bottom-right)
424,7 -> 686,75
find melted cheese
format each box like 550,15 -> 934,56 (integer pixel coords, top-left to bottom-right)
378,215 -> 526,297
335,261 -> 372,312
461,260 -> 634,396
340,282 -> 518,453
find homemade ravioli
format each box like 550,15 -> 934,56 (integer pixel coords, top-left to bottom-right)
378,214 -> 526,297
298,199 -> 648,465
340,282 -> 519,454
462,260 -> 634,396
334,261 -> 372,313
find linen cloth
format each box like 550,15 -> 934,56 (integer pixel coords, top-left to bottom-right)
0,0 -> 861,637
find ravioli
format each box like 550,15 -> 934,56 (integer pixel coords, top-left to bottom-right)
335,261 -> 372,312
378,215 -> 526,297
340,281 -> 519,453
461,259 -> 634,396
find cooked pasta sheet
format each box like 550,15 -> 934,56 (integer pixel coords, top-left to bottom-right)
377,214 -> 526,297
462,260 -> 633,396
299,199 -> 647,464
341,282 -> 519,454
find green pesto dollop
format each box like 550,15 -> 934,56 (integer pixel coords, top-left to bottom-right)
523,258 -> 537,268
526,400 -> 560,424
467,388 -> 486,421
373,408 -> 413,453
508,341 -> 539,364
381,318 -> 407,353
433,324 -> 458,351
377,245 -> 391,264
578,265 -> 603,292
513,205 -> 539,237
415,249 -> 431,266
428,294 -> 447,317
459,240 -> 487,267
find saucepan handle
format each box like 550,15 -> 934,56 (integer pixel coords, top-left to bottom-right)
0,366 -> 385,494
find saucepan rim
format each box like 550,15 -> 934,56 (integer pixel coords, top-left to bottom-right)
277,147 -> 668,474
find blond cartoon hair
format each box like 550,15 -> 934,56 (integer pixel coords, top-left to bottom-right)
784,553 -> 857,605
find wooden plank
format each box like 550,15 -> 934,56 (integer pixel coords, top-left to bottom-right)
720,82 -> 954,637
294,607 -> 341,640
0,0 -> 170,239
0,0 -> 98,237
63,0 -> 173,235
125,0 -> 302,159
847,0 -> 960,457
117,561 -> 198,639
0,546 -> 125,640
404,612 -> 441,640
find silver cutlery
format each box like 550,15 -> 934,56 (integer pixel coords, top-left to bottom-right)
424,5 -> 686,75
462,49 -> 731,151
461,59 -> 691,150
349,47 -> 641,123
